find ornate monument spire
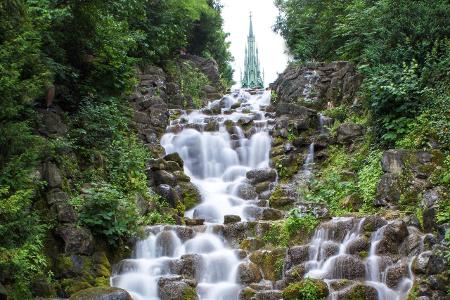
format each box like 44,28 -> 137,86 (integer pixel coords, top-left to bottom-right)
241,13 -> 264,89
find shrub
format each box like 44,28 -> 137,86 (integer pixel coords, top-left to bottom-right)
282,279 -> 328,300
72,183 -> 141,246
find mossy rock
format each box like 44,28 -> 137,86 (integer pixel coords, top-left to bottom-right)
249,248 -> 285,281
338,283 -> 377,300
178,182 -> 202,211
239,287 -> 257,300
70,287 -> 132,300
182,286 -> 199,300
282,279 -> 328,300
61,279 -> 93,297
268,186 -> 295,209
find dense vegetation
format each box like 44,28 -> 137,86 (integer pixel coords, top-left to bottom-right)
0,0 -> 232,297
275,0 -> 449,263
275,0 -> 449,149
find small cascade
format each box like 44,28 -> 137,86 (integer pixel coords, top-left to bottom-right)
302,70 -> 320,102
298,218 -> 416,300
302,143 -> 315,179
112,90 -> 274,300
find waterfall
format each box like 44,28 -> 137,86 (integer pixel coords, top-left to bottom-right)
111,90 -> 273,300
302,218 -> 415,300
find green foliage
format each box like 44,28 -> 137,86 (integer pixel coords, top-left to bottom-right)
263,211 -> 318,247
275,0 -> 450,149
357,150 -> 383,209
285,209 -> 319,237
282,279 -> 327,300
166,61 -> 210,108
302,139 -> 382,214
71,183 -> 141,246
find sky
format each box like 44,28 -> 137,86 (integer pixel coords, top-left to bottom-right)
221,0 -> 290,88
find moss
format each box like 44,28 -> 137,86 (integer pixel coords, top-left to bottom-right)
342,284 -> 375,300
182,286 -> 198,300
282,279 -> 328,300
240,287 -> 256,300
179,182 -> 201,211
69,287 -> 132,300
61,279 -> 92,297
249,248 -> 285,281
358,250 -> 369,259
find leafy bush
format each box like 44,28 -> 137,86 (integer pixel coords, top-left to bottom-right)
282,279 -> 327,300
72,183 -> 141,246
166,61 -> 210,108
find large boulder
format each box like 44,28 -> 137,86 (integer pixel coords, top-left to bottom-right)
235,183 -> 258,200
381,150 -> 408,174
56,225 -> 94,255
158,276 -> 198,300
328,255 -> 365,280
70,287 -> 132,300
246,168 -> 277,184
238,262 -> 263,284
335,283 -> 377,300
336,123 -> 364,144
42,162 -> 63,188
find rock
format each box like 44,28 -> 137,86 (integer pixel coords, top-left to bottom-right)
56,225 -> 94,255
336,123 -> 364,144
246,168 -> 277,184
224,215 -> 241,224
374,173 -> 400,206
239,287 -> 256,300
173,254 -> 202,280
249,248 -> 285,281
320,241 -> 340,260
285,245 -> 310,269
46,188 -> 69,205
155,231 -> 180,257
185,218 -> 204,226
361,216 -> 387,233
43,162 -> 63,188
347,236 -> 369,255
156,184 -> 181,207
53,202 -> 77,223
329,255 -> 365,280
423,207 -> 437,233
319,218 -> 355,242
70,287 -> 132,300
164,153 -> 184,169
158,276 -> 198,300
385,260 -> 408,289
255,181 -> 271,194
376,221 -> 408,255
422,187 -> 443,208
238,262 -> 263,284
260,208 -> 284,221
254,290 -> 282,300
336,283 -> 377,300
413,251 -> 446,275
284,264 -> 307,284
381,150 -> 408,174
153,170 -> 177,186
240,238 -> 264,251
176,182 -> 202,210
235,183 -> 258,200
38,107 -> 68,137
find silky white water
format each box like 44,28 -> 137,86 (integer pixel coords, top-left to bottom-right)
111,90 -> 272,300
303,218 -> 415,300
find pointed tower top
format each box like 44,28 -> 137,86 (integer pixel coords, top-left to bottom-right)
249,12 -> 254,37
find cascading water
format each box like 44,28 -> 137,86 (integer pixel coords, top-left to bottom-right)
111,90 -> 273,300
302,218 -> 415,300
